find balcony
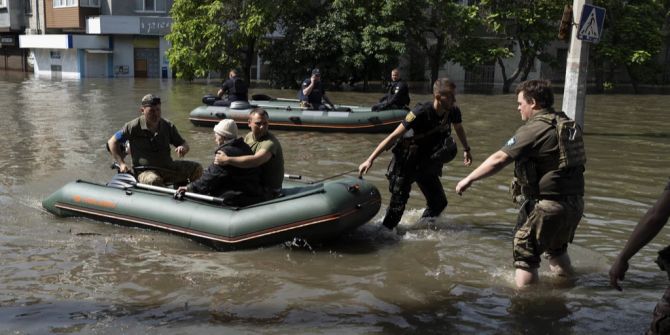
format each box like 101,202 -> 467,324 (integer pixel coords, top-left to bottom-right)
46,0 -> 100,31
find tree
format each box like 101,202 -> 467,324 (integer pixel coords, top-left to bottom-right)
479,0 -> 566,93
404,0 -> 485,87
260,0 -> 408,90
591,0 -> 665,93
166,0 -> 278,81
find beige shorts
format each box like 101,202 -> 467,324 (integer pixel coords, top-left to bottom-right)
137,160 -> 203,186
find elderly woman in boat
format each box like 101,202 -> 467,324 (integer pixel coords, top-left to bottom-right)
176,119 -> 264,206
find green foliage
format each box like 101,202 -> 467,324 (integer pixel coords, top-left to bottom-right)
166,0 -> 278,81
260,0 -> 408,88
165,0 -> 670,92
591,0 -> 665,87
477,0 -> 566,93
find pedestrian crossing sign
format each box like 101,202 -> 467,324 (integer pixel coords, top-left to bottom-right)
577,4 -> 606,43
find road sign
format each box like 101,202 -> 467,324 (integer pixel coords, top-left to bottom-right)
577,4 -> 606,43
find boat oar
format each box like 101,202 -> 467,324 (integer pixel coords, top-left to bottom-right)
109,173 -> 225,205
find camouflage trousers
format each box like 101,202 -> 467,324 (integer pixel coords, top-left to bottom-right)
137,160 -> 203,187
647,286 -> 670,335
513,196 -> 583,269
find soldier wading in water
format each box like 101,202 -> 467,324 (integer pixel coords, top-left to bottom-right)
456,80 -> 586,288
359,78 -> 473,230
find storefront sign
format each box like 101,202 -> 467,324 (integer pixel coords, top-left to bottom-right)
139,17 -> 172,35
0,36 -> 15,45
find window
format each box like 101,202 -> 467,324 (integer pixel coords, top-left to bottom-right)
53,0 -> 77,8
135,0 -> 166,12
80,0 -> 100,7
0,0 -> 7,8
25,0 -> 32,14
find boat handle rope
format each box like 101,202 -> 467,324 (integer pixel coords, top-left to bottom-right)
308,168 -> 359,184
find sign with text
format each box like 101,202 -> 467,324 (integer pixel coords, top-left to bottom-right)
577,4 -> 606,43
139,17 -> 172,36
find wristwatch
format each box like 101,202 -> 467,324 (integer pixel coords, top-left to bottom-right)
463,146 -> 471,152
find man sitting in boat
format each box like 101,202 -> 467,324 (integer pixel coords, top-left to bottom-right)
214,108 -> 285,199
214,68 -> 248,106
298,68 -> 335,111
372,68 -> 410,112
107,94 -> 203,186
176,119 -> 264,206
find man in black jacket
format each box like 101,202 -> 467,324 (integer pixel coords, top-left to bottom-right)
214,69 -> 248,106
176,119 -> 264,206
372,68 -> 410,111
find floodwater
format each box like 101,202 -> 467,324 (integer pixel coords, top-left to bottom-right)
0,72 -> 669,334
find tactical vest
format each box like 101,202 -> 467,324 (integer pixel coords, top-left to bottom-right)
515,111 -> 586,197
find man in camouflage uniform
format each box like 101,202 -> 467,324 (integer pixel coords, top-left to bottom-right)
456,80 -> 586,288
610,180 -> 670,334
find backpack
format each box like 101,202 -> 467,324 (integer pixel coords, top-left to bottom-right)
537,111 -> 586,169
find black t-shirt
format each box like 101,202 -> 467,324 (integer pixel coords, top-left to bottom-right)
221,77 -> 248,101
400,102 -> 462,157
299,79 -> 325,106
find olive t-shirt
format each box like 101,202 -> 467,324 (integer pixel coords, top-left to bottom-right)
244,131 -> 284,192
500,109 -> 584,196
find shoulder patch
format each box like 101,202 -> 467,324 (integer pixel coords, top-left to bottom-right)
404,112 -> 416,122
505,137 -> 516,146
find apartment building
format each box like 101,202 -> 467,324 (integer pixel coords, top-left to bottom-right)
0,0 -> 36,71
18,0 -> 173,79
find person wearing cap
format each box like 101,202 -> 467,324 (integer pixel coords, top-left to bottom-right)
298,68 -> 335,110
107,94 -> 203,186
214,68 -> 248,106
358,78 -> 473,232
214,108 -> 284,199
176,119 -> 264,206
372,68 -> 410,112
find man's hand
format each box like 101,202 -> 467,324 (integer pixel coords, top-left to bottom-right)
214,150 -> 229,165
609,258 -> 629,291
358,160 -> 373,177
311,74 -> 320,83
117,162 -> 130,173
464,151 -> 473,166
175,145 -> 189,157
455,177 -> 472,196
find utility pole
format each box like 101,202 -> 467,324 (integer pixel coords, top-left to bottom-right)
562,0 -> 589,129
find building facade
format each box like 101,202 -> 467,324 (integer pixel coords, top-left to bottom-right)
18,0 -> 173,79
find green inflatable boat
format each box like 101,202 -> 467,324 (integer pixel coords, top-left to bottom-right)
42,174 -> 381,250
189,94 -> 408,133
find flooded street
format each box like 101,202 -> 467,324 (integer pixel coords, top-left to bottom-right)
1,73 -> 669,334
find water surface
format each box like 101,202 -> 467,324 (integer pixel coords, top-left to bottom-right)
0,74 -> 669,334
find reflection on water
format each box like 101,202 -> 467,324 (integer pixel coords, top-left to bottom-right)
0,74 -> 669,333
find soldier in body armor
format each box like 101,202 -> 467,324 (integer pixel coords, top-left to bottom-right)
214,69 -> 248,106
372,68 -> 410,112
358,78 -> 473,230
456,80 -> 586,288
610,181 -> 670,334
